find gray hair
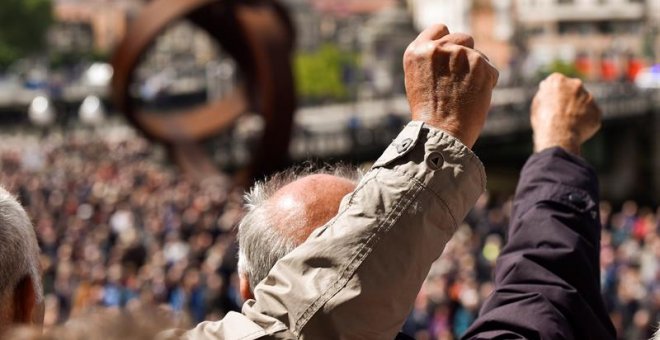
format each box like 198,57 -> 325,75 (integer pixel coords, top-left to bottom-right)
0,187 -> 42,305
237,165 -> 361,292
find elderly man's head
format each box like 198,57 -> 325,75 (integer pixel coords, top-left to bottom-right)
237,166 -> 359,299
0,187 -> 42,332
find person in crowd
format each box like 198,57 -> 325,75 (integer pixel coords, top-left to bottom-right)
0,23 -> 656,340
187,34 -> 623,340
235,166 -> 359,302
180,23 -> 497,338
463,73 -> 615,338
0,186 -> 43,333
192,73 -> 618,339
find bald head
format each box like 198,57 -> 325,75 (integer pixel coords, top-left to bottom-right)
237,167 -> 360,299
268,174 -> 356,245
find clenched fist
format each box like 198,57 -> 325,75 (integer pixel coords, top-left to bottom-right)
404,24 -> 499,148
531,73 -> 602,155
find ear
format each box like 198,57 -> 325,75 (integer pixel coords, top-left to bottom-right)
12,276 -> 36,325
239,275 -> 254,301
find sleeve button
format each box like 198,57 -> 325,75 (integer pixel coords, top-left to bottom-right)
396,138 -> 413,154
426,152 -> 444,170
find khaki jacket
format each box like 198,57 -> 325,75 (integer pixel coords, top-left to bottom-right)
183,122 -> 486,339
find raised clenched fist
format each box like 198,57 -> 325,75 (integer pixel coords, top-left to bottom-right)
531,73 -> 602,155
403,24 -> 499,148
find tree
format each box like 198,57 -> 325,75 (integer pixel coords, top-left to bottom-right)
294,44 -> 360,104
536,59 -> 583,82
0,0 -> 53,69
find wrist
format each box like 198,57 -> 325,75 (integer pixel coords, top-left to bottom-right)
411,116 -> 474,148
533,133 -> 581,155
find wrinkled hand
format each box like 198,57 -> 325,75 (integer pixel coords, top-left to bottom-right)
404,24 -> 499,148
531,73 -> 602,155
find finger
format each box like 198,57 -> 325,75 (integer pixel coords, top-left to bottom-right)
578,83 -> 590,96
588,94 -> 602,118
544,72 -> 567,84
438,33 -> 474,49
473,48 -> 490,62
482,61 -> 500,88
466,49 -> 499,88
489,65 -> 500,88
442,44 -> 470,73
415,24 -> 450,43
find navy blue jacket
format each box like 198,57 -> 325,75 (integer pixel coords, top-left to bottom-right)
463,147 -> 617,340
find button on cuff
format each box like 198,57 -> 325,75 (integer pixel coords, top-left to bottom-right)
426,152 -> 445,170
397,138 -> 413,154
372,122 -> 424,168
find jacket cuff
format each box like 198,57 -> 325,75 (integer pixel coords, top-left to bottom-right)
373,121 -> 486,227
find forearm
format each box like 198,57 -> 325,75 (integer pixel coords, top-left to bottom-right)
463,147 -> 615,340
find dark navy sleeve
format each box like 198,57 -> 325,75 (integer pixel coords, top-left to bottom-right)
462,147 -> 616,340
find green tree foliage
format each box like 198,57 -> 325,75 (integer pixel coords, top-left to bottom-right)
0,0 -> 53,69
294,44 -> 360,104
536,59 -> 583,81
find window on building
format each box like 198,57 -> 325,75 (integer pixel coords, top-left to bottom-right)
558,22 -> 597,35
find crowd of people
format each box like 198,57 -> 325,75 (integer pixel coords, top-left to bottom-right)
405,194 -> 659,340
0,128 -> 245,328
0,126 -> 657,339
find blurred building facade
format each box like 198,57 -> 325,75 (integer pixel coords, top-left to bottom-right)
281,0 -> 322,51
406,0 -> 659,82
407,0 -> 516,82
407,0 -> 474,34
356,2 -> 417,98
51,0 -> 139,54
516,0 -> 658,81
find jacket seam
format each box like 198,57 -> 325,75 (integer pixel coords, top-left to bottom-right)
427,128 -> 486,190
292,169 -> 426,334
398,169 -> 458,229
290,172 -> 379,330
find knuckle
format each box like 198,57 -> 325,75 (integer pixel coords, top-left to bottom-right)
433,44 -> 451,58
452,45 -> 469,58
404,43 -> 434,62
571,78 -> 583,88
490,66 -> 500,84
548,72 -> 565,82
467,50 -> 483,63
403,48 -> 415,62
404,43 -> 415,55
428,41 -> 443,55
434,23 -> 449,33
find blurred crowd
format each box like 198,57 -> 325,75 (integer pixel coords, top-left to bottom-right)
404,194 -> 660,340
0,128 -> 245,327
0,129 -> 657,340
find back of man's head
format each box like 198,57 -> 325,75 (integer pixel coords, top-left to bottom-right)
0,187 -> 42,332
237,165 -> 359,299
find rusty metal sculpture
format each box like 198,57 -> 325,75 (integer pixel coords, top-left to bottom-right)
111,0 -> 296,182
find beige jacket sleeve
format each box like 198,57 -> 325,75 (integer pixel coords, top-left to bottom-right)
183,121 -> 486,340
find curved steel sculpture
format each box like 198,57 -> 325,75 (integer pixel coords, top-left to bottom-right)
111,0 -> 296,181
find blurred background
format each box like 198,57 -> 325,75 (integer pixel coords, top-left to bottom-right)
0,0 -> 658,339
